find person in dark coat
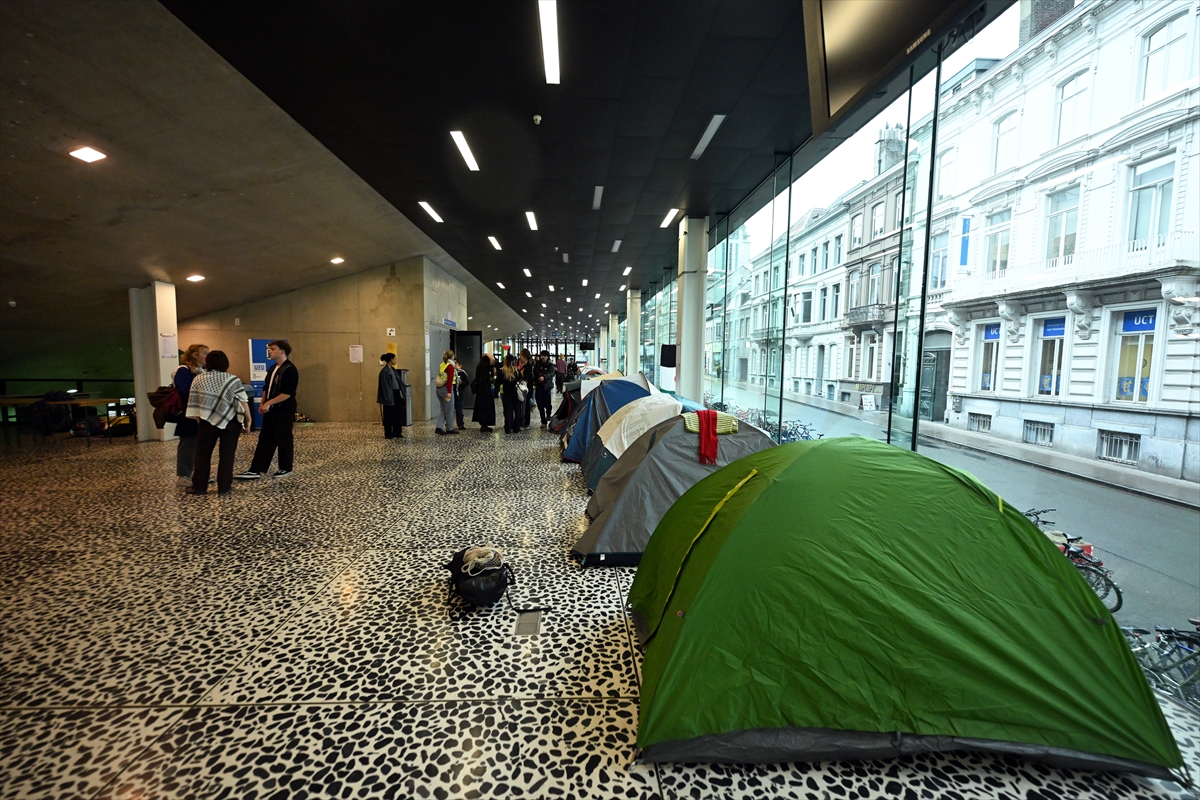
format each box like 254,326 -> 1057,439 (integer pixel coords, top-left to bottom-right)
471,354 -> 496,432
534,350 -> 555,426
498,355 -> 521,434
518,348 -> 535,429
377,353 -> 404,439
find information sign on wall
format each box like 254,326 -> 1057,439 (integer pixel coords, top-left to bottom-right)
983,323 -> 1000,341
1122,309 -> 1156,333
248,338 -> 273,396
1042,318 -> 1065,338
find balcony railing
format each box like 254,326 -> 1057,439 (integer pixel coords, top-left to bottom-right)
845,303 -> 889,325
951,230 -> 1198,303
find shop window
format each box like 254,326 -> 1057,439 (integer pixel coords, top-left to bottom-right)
1045,187 -> 1079,262
985,210 -> 1011,277
930,232 -> 949,290
1113,308 -> 1156,404
871,203 -> 885,238
1036,317 -> 1066,397
979,323 -> 1000,392
1143,14 -> 1189,100
851,215 -> 863,247
993,112 -> 1018,173
1128,155 -> 1174,250
1056,72 -> 1088,145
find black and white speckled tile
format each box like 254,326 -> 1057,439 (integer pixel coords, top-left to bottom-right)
93,700 -> 661,800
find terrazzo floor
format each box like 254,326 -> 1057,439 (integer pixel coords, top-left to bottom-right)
0,417 -> 1196,799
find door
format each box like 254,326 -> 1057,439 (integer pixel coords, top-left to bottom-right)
919,349 -> 951,421
428,324 -> 452,419
816,345 -> 825,384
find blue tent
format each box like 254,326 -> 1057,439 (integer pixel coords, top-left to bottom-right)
562,380 -> 650,462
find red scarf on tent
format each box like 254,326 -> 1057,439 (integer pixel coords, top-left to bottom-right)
697,409 -> 718,465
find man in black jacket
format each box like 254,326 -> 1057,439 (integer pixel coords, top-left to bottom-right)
237,340 -> 299,478
533,350 -> 556,426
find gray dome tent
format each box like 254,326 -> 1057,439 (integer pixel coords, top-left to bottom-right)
572,413 -> 775,566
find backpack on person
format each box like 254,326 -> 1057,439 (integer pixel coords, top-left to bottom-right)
436,361 -> 450,389
515,380 -> 529,403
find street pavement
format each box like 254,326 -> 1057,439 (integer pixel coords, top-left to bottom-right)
711,383 -> 1200,630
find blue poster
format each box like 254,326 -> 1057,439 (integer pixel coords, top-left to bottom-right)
981,373 -> 993,391
1122,309 -> 1156,333
983,323 -> 1000,341
960,217 -> 971,266
1042,317 -> 1065,337
1040,375 -> 1062,393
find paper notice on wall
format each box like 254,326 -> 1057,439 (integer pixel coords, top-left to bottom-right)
349,345 -> 364,363
159,333 -> 178,359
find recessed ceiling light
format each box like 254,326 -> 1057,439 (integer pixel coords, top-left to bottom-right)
418,201 -> 444,222
594,293 -> 601,299
186,275 -> 205,282
578,307 -> 582,311
450,131 -> 480,171
622,266 -> 632,276
526,291 -> 533,298
69,146 -> 106,162
582,279 -> 588,286
496,282 -> 506,289
605,302 -> 610,308
611,239 -> 622,253
523,268 -> 532,277
468,316 -> 473,320
592,186 -> 603,210
523,308 -> 528,312
690,114 -> 727,160
660,208 -> 680,228
488,236 -> 502,250
565,297 -> 571,302
549,285 -> 555,291
619,284 -> 626,292
526,211 -> 538,230
538,0 -> 560,84
330,257 -> 344,264
542,303 -> 547,307
562,253 -> 569,263
541,313 -> 545,317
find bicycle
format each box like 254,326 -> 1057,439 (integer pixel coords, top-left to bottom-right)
1023,508 -> 1123,613
1122,621 -> 1200,713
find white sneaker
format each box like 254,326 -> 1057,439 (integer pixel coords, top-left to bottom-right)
272,470 -> 293,478
234,471 -> 262,480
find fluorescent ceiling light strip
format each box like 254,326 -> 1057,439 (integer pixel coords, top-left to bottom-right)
496,282 -> 506,289
549,285 -> 555,291
186,275 -> 205,282
538,0 -> 560,84
582,279 -> 588,286
418,201 -> 443,222
595,293 -> 601,299
611,240 -> 622,253
690,114 -> 727,160
523,268 -> 532,277
526,291 -> 532,297
592,186 -> 603,210
488,236 -> 502,250
622,266 -> 632,276
660,208 -> 680,228
526,211 -> 538,230
450,131 -> 480,171
69,147 -> 106,162
562,253 -> 569,263
619,284 -> 626,292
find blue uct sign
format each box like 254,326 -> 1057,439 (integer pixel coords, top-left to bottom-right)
1122,309 -> 1156,333
983,323 -> 1000,341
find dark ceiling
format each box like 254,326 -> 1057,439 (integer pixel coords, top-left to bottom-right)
160,0 -> 813,338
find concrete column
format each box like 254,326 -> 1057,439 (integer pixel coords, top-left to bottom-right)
129,280 -> 179,442
598,325 -> 608,370
608,312 -> 620,373
676,216 -> 708,402
625,289 -> 641,376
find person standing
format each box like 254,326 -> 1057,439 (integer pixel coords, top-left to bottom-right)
377,353 -> 405,439
498,355 -> 520,434
471,353 -> 496,432
236,340 -> 299,479
434,349 -> 458,435
555,352 -> 567,394
453,358 -> 468,431
173,343 -> 208,481
518,348 -> 534,429
534,350 -> 555,426
184,350 -> 251,496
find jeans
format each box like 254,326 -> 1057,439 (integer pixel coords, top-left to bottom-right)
176,434 -> 197,477
435,391 -> 455,432
193,419 -> 241,493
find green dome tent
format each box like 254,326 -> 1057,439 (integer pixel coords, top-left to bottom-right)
628,437 -> 1181,778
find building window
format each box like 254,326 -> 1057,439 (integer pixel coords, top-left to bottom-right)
831,284 -> 840,318
894,191 -> 904,229
936,150 -> 955,199
871,203 -> 885,238
984,210 -> 1011,277
930,232 -> 949,290
845,338 -> 856,379
1113,308 -> 1156,404
772,265 -> 780,289
797,252 -> 806,276
834,235 -> 843,264
867,264 -> 881,305
822,241 -> 829,271
891,255 -> 903,301
1045,187 -> 1079,262
852,214 -> 863,246
1056,72 -> 1088,145
754,275 -> 760,295
1128,155 -> 1174,250
1036,317 -> 1066,397
991,112 -> 1018,174
801,291 -> 812,323
810,247 -> 818,275
848,271 -> 859,309
819,287 -> 828,322
979,323 -> 1000,392
1098,431 -> 1141,465
1143,15 -> 1189,100
968,413 -> 993,433
864,333 -> 878,381
1023,420 -> 1055,447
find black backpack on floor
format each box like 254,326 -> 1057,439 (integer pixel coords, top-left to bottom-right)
444,546 -> 515,607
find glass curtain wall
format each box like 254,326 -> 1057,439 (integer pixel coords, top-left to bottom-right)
700,0 -> 1199,630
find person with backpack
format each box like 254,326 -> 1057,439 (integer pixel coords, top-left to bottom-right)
173,343 -> 208,481
498,355 -> 521,434
534,350 -> 555,427
377,353 -> 405,439
471,353 -> 497,433
184,350 -> 250,496
433,349 -> 457,435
